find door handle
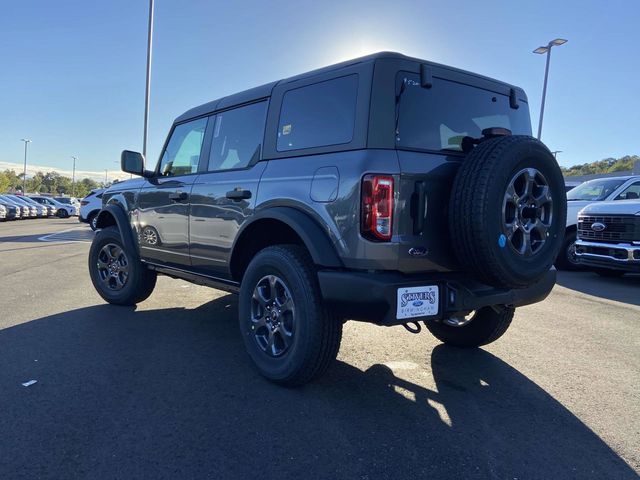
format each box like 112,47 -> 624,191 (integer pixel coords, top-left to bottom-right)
169,191 -> 188,202
225,189 -> 252,201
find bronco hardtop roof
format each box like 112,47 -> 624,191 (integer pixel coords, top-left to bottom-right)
175,51 -> 526,123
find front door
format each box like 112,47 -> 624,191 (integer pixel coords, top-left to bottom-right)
189,101 -> 268,278
137,117 -> 208,267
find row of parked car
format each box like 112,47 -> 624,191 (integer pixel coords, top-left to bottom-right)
0,194 -> 80,221
559,175 -> 640,276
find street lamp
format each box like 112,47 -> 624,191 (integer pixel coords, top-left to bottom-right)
143,0 -> 154,157
20,138 -> 31,192
71,156 -> 77,197
533,38 -> 568,140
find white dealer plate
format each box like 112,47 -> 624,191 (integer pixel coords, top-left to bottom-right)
396,285 -> 439,320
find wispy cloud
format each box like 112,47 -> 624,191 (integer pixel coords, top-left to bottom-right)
0,161 -> 131,183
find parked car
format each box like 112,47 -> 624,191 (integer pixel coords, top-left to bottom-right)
30,195 -> 77,218
0,195 -> 29,219
79,189 -> 104,230
0,198 -> 19,220
55,196 -> 80,209
17,195 -> 55,217
556,175 -> 640,270
575,200 -> 640,276
2,194 -> 39,217
88,52 -> 566,386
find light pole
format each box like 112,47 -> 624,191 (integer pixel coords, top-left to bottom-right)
104,169 -> 108,185
551,150 -> 562,159
71,156 -> 77,196
143,0 -> 154,158
20,138 -> 31,192
533,38 -> 567,140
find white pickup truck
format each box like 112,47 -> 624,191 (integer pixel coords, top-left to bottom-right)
557,175 -> 640,269
574,200 -> 640,276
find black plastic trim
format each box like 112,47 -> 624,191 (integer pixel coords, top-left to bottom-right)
318,268 -> 556,326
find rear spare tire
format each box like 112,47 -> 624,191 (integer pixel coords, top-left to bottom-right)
449,136 -> 566,288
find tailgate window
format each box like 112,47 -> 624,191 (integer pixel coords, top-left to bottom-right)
396,72 -> 531,153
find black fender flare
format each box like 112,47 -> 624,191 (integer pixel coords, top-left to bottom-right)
96,204 -> 140,260
232,206 -> 343,269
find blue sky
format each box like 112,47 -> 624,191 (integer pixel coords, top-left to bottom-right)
0,0 -> 638,178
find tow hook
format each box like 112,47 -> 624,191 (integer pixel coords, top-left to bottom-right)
402,321 -> 422,334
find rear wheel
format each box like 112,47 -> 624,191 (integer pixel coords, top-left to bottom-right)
239,245 -> 342,386
88,226 -> 157,305
425,306 -> 515,348
88,211 -> 99,231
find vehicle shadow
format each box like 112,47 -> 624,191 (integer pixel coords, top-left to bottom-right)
557,270 -> 640,307
0,296 -> 636,479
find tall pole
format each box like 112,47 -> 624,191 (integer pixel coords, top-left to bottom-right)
537,48 -> 552,140
71,156 -> 77,196
143,0 -> 154,158
105,169 -> 108,184
21,139 -> 31,193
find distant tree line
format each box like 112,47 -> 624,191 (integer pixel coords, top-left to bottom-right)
0,169 -> 103,198
561,155 -> 639,177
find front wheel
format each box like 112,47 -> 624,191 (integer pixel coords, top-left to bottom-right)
58,209 -> 69,219
88,226 -> 157,305
425,306 -> 515,348
555,230 -> 581,270
239,245 -> 342,386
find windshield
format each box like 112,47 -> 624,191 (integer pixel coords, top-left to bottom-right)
396,73 -> 531,152
6,195 -> 30,206
566,178 -> 626,201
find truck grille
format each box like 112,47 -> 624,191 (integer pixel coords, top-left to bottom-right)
577,215 -> 640,243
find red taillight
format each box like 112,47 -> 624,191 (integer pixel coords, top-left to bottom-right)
361,174 -> 394,241
80,200 -> 89,206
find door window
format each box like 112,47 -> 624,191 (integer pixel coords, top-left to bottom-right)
615,181 -> 640,200
158,117 -> 208,176
208,101 -> 267,171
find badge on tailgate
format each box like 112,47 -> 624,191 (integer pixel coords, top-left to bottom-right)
397,285 -> 439,320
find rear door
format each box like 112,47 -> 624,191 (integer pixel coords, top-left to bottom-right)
189,100 -> 268,278
137,117 -> 208,267
393,69 -> 532,273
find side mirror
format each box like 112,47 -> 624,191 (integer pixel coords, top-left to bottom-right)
121,150 -> 146,176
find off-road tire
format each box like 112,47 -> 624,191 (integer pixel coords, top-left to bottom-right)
239,245 -> 342,386
88,226 -> 157,305
449,135 -> 567,288
555,230 -> 582,270
426,306 -> 515,348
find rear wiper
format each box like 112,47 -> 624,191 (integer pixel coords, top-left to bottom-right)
394,78 -> 407,142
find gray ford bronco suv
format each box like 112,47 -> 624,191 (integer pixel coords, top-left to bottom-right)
89,52 -> 566,386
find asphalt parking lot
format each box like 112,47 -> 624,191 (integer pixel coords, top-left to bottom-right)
0,218 -> 638,479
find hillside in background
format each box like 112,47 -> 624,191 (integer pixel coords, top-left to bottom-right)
561,155 -> 639,177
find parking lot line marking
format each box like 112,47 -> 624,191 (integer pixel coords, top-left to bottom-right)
38,227 -> 95,243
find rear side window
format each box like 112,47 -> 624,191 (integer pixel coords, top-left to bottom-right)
208,101 -> 267,171
396,73 -> 531,152
277,74 -> 358,151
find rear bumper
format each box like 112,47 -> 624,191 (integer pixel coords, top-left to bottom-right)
575,240 -> 640,272
318,268 -> 556,326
